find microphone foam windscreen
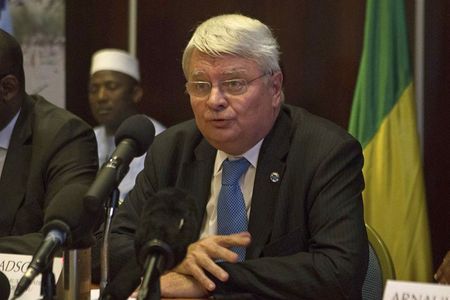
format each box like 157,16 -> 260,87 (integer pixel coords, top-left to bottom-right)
114,114 -> 155,156
135,187 -> 199,269
43,184 -> 90,244
0,271 -> 10,300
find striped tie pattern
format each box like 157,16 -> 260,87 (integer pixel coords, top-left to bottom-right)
217,157 -> 251,261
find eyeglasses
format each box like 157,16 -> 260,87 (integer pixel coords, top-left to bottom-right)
185,73 -> 270,98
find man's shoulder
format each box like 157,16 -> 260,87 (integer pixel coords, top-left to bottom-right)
156,119 -> 198,139
28,95 -> 90,130
23,95 -> 93,145
151,119 -> 205,152
30,95 -> 83,121
283,104 -> 357,143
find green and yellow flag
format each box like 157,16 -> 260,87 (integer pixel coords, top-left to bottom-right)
348,0 -> 432,281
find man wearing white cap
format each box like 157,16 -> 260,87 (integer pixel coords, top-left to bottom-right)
89,48 -> 165,202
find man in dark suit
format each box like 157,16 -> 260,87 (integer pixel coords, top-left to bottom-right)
0,29 -> 98,254
99,14 -> 368,299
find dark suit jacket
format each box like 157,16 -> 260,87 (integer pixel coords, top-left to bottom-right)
0,95 -> 98,254
95,104 -> 368,299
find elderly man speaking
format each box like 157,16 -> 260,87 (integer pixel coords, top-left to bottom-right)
96,14 -> 368,299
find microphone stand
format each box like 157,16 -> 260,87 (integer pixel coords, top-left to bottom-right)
138,240 -> 173,300
40,260 -> 56,300
137,256 -> 161,300
99,188 -> 120,294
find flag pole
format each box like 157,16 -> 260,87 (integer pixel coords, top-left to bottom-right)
128,0 -> 138,57
414,0 -> 425,156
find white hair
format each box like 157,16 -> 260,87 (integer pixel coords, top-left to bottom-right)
182,14 -> 281,78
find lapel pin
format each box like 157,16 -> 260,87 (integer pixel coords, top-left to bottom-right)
270,172 -> 280,183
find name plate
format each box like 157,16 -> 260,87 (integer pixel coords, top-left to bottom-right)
383,280 -> 450,299
0,253 -> 63,300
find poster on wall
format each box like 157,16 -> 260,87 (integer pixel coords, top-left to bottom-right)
0,0 -> 65,108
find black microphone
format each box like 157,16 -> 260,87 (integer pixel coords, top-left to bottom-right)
83,114 -> 155,215
0,271 -> 10,300
137,188 -> 199,300
12,184 -> 89,299
100,188 -> 199,300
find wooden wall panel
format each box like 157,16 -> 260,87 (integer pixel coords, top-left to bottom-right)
424,0 -> 450,270
136,0 -> 365,129
66,0 -> 128,125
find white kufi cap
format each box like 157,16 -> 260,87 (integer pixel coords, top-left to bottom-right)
90,49 -> 140,81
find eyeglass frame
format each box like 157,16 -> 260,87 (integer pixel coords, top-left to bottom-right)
185,72 -> 272,98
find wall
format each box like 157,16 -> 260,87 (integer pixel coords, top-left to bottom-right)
424,0 -> 450,270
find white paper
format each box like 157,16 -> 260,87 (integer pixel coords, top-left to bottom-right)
0,253 -> 63,300
383,280 -> 450,299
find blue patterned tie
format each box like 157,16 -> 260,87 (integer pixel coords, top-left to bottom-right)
217,157 -> 251,261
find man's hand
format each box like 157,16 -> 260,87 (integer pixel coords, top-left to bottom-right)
174,231 -> 251,292
160,272 -> 208,298
435,250 -> 450,284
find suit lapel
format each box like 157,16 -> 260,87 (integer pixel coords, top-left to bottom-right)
177,138 -> 216,235
246,108 -> 291,258
0,97 -> 33,235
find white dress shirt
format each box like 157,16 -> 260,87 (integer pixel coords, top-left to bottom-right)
0,111 -> 20,178
199,139 -> 264,239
